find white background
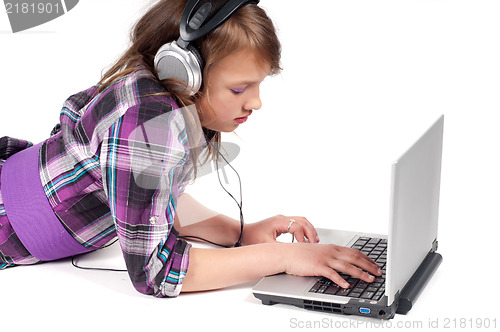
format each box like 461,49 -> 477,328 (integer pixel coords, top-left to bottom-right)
1,1 -> 499,331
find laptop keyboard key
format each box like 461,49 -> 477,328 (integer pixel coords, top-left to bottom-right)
374,291 -> 384,300
361,291 -> 375,299
317,285 -> 328,293
324,285 -> 340,295
336,288 -> 351,296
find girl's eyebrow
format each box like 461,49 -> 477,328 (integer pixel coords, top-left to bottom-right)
229,77 -> 267,86
229,80 -> 255,86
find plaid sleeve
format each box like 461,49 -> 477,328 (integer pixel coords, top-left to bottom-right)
100,99 -> 192,298
0,136 -> 33,160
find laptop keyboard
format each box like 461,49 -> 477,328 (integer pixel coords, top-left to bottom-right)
309,237 -> 387,301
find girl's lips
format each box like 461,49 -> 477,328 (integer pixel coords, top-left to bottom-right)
234,116 -> 248,124
234,111 -> 252,124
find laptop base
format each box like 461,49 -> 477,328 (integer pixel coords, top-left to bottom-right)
254,290 -> 398,319
253,249 -> 442,320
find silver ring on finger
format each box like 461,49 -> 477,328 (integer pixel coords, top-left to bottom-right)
287,218 -> 296,233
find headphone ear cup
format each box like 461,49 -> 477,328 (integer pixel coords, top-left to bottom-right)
186,43 -> 204,73
154,41 -> 203,95
186,43 -> 205,92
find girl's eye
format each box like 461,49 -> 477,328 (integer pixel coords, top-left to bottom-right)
231,87 -> 246,95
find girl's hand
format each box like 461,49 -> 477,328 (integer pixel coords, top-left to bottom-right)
282,242 -> 383,288
242,215 -> 319,245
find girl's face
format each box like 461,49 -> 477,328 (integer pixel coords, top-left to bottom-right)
197,49 -> 271,132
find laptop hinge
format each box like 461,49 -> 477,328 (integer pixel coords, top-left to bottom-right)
432,239 -> 438,252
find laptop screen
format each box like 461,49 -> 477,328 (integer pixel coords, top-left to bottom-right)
386,115 -> 444,304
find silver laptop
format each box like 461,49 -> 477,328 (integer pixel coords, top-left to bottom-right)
252,115 -> 444,320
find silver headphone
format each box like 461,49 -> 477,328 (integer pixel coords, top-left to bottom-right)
154,0 -> 260,95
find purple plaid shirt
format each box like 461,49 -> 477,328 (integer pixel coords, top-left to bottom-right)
0,68 -> 206,297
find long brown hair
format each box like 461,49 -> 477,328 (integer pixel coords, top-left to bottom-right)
98,0 -> 281,163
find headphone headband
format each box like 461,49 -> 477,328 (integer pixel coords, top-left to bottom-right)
180,0 -> 260,42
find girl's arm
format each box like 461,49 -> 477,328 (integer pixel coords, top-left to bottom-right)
181,244 -> 285,292
182,242 -> 383,292
174,193 -> 242,247
174,194 -> 319,247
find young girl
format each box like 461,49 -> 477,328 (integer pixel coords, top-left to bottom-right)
0,0 -> 381,297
